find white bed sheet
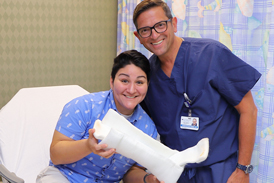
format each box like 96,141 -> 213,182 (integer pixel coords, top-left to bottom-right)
0,85 -> 89,183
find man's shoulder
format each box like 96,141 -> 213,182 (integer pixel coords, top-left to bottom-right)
183,37 -> 229,50
183,37 -> 216,43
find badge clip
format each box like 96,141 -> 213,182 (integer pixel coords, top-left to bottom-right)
184,93 -> 192,108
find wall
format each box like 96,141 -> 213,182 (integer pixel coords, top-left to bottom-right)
0,0 -> 117,108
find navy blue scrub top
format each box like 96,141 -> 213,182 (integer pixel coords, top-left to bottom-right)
144,37 -> 261,168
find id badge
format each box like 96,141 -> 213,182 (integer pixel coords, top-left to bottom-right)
180,116 -> 199,131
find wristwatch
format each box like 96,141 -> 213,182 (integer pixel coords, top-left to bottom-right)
236,163 -> 253,174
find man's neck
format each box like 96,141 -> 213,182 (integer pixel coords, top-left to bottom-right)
159,36 -> 183,77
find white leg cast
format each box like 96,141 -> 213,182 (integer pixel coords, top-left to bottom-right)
93,109 -> 209,183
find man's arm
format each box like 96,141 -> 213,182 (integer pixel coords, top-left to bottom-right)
227,91 -> 257,183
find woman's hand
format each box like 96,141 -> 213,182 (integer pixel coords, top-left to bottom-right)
50,129 -> 115,165
87,128 -> 116,158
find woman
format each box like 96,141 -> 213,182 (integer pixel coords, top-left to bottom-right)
36,50 -> 160,183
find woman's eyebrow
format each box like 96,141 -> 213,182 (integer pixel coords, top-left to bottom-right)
118,73 -> 146,79
118,73 -> 129,77
137,75 -> 146,79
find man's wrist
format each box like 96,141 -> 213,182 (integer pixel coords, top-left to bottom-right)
143,173 -> 151,183
236,163 -> 253,174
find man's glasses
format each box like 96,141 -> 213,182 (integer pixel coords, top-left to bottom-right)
137,19 -> 171,38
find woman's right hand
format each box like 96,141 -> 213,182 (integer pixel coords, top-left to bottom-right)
50,129 -> 115,165
87,129 -> 116,158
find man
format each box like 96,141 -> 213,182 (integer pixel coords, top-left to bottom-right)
133,0 -> 261,183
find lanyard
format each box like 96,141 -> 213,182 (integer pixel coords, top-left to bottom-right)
184,92 -> 192,117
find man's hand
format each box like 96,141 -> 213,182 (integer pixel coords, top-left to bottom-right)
227,168 -> 249,183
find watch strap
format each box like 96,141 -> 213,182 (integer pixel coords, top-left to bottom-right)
236,163 -> 253,174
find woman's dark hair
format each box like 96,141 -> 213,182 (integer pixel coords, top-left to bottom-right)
133,0 -> 173,29
111,50 -> 150,82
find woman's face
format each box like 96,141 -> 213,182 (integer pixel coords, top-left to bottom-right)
110,64 -> 148,115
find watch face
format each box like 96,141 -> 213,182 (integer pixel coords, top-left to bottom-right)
247,165 -> 253,173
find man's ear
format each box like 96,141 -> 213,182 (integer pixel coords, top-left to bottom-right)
134,31 -> 143,44
172,17 -> 178,33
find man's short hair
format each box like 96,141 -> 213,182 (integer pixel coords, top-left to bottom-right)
133,0 -> 173,29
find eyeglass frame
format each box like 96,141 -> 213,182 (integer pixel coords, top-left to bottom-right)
137,19 -> 172,38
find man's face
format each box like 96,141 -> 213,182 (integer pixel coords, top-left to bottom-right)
134,7 -> 177,58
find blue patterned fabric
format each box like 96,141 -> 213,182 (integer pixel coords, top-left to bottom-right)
117,0 -> 274,182
49,90 -> 157,183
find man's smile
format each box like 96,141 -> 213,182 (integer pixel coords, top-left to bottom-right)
152,39 -> 164,45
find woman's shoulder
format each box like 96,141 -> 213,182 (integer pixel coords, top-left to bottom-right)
67,90 -> 110,105
60,90 -> 111,118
